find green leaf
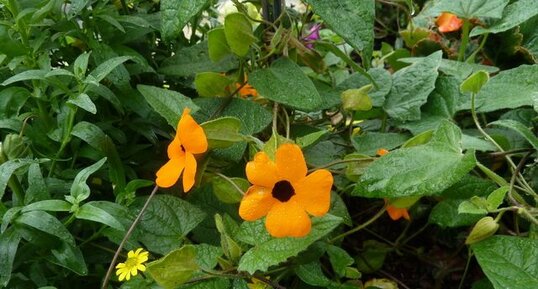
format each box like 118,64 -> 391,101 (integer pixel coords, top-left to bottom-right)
0,227 -> 21,287
399,57 -> 499,80
384,51 -> 442,121
351,132 -> 409,156
249,57 -> 323,111
133,195 -> 206,254
305,0 -> 375,64
25,163 -> 49,204
70,158 -> 107,203
137,84 -> 200,128
1,69 -> 47,86
48,242 -> 88,275
194,72 -> 233,97
486,186 -> 509,210
21,200 -> 71,213
489,119 -> 538,150
14,210 -> 75,246
470,0 -> 538,36
71,121 -> 125,189
474,65 -> 538,112
337,68 -> 392,106
194,244 -> 223,271
237,214 -> 342,274
73,51 -> 91,79
147,245 -> 199,289
460,70 -> 489,94
0,159 -> 34,201
236,219 -> 272,246
176,278 -> 230,289
159,42 -> 238,77
211,176 -> 248,204
208,28 -> 231,62
224,13 -> 255,57
429,199 -> 484,228
472,236 -> 538,289
431,0 -> 509,19
353,121 -> 477,198
327,245 -> 354,277
296,130 -> 327,149
161,0 -> 209,42
355,240 -> 391,273
67,93 -> 97,114
89,56 -> 132,82
295,262 -> 332,287
76,202 -> 124,230
201,117 -> 244,149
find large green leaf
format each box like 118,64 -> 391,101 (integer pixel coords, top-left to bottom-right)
137,84 -> 200,128
133,195 -> 206,254
0,227 -> 21,287
14,211 -> 75,246
0,159 -> 34,201
353,121 -> 476,198
249,58 -> 323,111
489,119 -> 538,149
208,28 -> 231,62
431,0 -> 509,19
383,51 -> 442,121
237,214 -> 342,274
351,132 -> 409,156
161,0 -> 209,42
76,202 -> 124,230
474,65 -> 538,112
470,0 -> 538,36
146,245 -> 199,289
48,242 -> 88,276
472,236 -> 538,289
305,0 -> 375,63
224,13 -> 255,57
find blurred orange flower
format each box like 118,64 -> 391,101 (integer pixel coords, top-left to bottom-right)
376,148 -> 389,156
155,108 -> 208,191
239,144 -> 333,237
436,12 -> 463,33
386,205 -> 411,221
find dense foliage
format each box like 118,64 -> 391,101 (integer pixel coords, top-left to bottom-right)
0,0 -> 537,289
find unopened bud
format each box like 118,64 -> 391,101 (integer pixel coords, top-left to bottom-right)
465,216 -> 499,245
2,134 -> 30,160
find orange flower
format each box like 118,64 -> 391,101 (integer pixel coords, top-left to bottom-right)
237,83 -> 258,98
239,144 -> 333,238
436,12 -> 463,33
376,148 -> 389,156
155,108 -> 208,191
386,205 -> 411,221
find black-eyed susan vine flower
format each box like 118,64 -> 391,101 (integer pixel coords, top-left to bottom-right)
115,248 -> 149,281
155,108 -> 208,191
436,12 -> 463,33
239,143 -> 333,238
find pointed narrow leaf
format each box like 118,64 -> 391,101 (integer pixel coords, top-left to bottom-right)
0,227 -> 21,287
89,56 -> 132,82
14,211 -> 75,246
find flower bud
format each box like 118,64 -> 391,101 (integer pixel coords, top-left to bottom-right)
465,216 -> 499,245
2,134 -> 30,160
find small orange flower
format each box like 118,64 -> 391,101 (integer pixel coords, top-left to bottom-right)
155,108 -> 208,191
239,144 -> 333,238
386,205 -> 411,221
436,12 -> 463,33
237,82 -> 258,98
376,148 -> 389,156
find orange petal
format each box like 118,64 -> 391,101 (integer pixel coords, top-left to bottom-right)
276,144 -> 307,183
167,137 -> 185,159
376,148 -> 389,156
156,157 -> 185,188
386,205 -> 410,221
239,186 -> 276,221
246,152 -> 278,188
178,108 -> 208,154
265,199 -> 311,238
182,152 -> 197,192
436,12 -> 463,33
294,169 -> 333,216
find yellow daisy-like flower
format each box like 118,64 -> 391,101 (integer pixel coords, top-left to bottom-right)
115,248 -> 149,281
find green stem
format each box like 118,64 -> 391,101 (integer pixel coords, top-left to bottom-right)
458,19 -> 471,62
466,33 -> 488,63
49,106 -> 77,177
309,157 -> 376,172
457,248 -> 473,289
329,206 -> 387,243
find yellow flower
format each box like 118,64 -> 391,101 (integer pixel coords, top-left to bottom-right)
155,108 -> 208,191
239,144 -> 333,238
115,248 -> 149,281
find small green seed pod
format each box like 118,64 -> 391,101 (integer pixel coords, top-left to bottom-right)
465,216 -> 499,245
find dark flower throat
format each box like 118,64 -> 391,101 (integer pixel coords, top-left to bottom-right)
272,180 -> 295,202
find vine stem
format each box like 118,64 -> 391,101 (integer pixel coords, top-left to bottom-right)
101,185 -> 159,289
458,19 -> 471,62
457,248 -> 473,289
329,206 -> 387,243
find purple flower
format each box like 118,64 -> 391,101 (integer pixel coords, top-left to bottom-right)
303,23 -> 321,49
